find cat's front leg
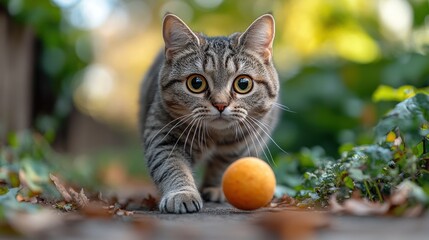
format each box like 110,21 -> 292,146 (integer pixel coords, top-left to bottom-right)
201,155 -> 234,203
146,141 -> 202,213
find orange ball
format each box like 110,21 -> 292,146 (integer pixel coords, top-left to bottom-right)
222,157 -> 276,210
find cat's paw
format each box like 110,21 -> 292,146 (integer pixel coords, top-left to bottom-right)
160,190 -> 203,214
201,187 -> 226,203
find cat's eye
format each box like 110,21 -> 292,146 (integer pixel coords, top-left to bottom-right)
186,74 -> 207,93
233,75 -> 253,94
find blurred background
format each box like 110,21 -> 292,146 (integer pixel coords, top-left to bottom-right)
0,0 -> 428,189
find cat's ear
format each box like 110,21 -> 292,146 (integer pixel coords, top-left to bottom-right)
163,14 -> 200,60
238,14 -> 275,61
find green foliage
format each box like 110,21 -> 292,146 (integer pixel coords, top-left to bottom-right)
0,0 -> 91,140
0,188 -> 39,218
375,94 -> 429,146
276,53 -> 429,157
373,85 -> 429,102
0,131 -> 148,215
277,94 -> 429,208
0,132 -> 59,200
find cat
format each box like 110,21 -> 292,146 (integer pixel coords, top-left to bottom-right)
139,13 -> 280,213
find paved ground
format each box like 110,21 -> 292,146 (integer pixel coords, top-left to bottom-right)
39,202 -> 428,240
138,203 -> 429,240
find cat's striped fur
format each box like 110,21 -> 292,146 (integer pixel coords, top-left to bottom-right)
139,13 -> 280,213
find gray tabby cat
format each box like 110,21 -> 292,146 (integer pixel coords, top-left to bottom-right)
139,13 -> 280,213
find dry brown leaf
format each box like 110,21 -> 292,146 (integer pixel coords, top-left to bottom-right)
97,192 -> 111,204
49,174 -> 72,202
141,194 -> 158,211
81,202 -> 112,218
16,194 -> 38,203
403,204 -> 425,217
115,209 -> 134,216
256,210 -> 330,240
270,195 -> 298,208
69,188 -> 89,208
328,195 -> 344,213
390,182 -> 412,205
329,195 -> 390,216
343,199 -> 390,216
50,174 -> 90,209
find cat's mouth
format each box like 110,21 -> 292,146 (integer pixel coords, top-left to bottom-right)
208,115 -> 235,129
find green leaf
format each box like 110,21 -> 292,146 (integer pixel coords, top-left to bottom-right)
373,85 -> 429,102
8,171 -> 20,188
373,85 -> 416,102
375,93 -> 429,147
0,186 -> 9,195
0,187 -> 39,213
0,187 -> 18,202
21,158 -> 50,192
344,176 -> 355,189
339,143 -> 355,155
349,168 -> 369,181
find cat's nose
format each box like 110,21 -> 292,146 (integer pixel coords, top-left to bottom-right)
213,103 -> 228,113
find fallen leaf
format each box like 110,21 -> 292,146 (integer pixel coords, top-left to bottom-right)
49,174 -> 72,202
403,204 -> 424,217
329,195 -> 390,216
256,210 -> 330,239
50,174 -> 89,209
141,194 -> 158,211
343,199 -> 390,216
0,186 -> 9,195
81,202 -> 111,218
54,201 -> 75,212
390,182 -> 411,205
8,171 -> 20,187
270,195 -> 298,208
328,195 -> 344,213
69,188 -> 89,208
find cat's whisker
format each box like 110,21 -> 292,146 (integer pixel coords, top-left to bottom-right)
238,121 -> 258,157
243,120 -> 272,165
199,118 -> 205,150
241,120 -> 268,161
243,118 -> 276,167
189,118 -> 201,155
205,121 -> 212,152
202,117 -> 214,145
247,115 -> 271,132
237,122 -> 251,156
202,120 -> 209,152
273,102 -> 295,113
247,116 -> 288,155
184,116 -> 200,155
196,118 -> 204,151
149,113 -> 193,145
167,117 -> 199,160
233,122 -> 239,141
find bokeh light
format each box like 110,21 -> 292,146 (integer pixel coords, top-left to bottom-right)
68,0 -> 115,30
65,0 -> 428,147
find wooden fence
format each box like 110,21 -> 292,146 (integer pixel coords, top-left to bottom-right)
0,9 -> 130,154
0,9 -> 34,141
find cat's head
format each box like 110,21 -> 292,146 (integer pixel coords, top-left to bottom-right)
159,13 -> 279,130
